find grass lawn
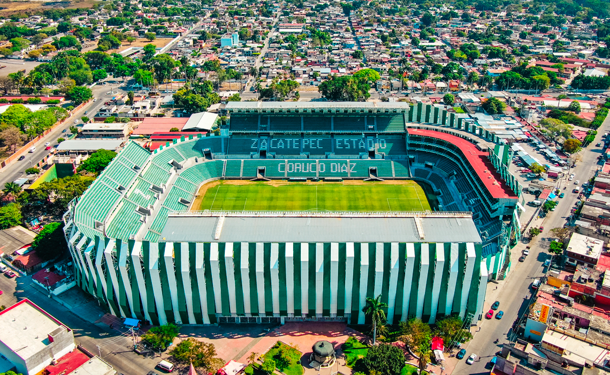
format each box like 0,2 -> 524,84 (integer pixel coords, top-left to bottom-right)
263,341 -> 303,375
342,337 -> 369,368
198,180 -> 436,212
402,364 -> 428,375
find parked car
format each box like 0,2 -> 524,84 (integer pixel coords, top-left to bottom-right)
544,259 -> 551,267
559,193 -> 565,198
492,301 -> 500,310
466,354 -> 477,365
495,311 -> 504,319
45,142 -> 50,147
519,255 -> 526,262
18,155 -> 25,161
457,349 -> 467,359
0,264 -> 6,272
486,309 -> 494,319
522,249 -> 529,256
4,270 -> 16,278
596,143 -> 601,147
532,279 -> 541,289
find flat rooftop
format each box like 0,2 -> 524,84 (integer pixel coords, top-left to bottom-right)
160,212 -> 482,243
0,299 -> 70,361
567,232 -> 604,260
226,101 -> 410,110
407,128 -> 518,199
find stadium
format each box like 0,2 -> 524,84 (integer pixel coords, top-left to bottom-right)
64,102 -> 522,326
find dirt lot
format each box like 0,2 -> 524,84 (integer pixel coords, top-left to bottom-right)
104,38 -> 174,54
0,59 -> 43,77
0,0 -> 97,15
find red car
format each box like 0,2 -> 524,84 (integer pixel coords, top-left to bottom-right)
4,270 -> 16,278
485,309 -> 494,319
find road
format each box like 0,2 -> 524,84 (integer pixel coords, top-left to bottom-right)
242,11 -> 281,97
452,110 -> 610,374
0,85 -> 118,187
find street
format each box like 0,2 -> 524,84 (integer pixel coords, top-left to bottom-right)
451,108 -> 610,374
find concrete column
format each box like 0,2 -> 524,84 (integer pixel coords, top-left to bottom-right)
181,243 -> 197,324
301,243 -> 309,316
401,243 -> 416,322
164,242 -> 182,324
285,243 -> 294,315
460,243 -> 477,319
344,243 -> 354,315
330,243 -> 339,317
316,243 -> 324,316
118,241 -> 136,318
387,243 -> 399,324
83,240 -> 98,289
194,243 -> 210,324
476,261 -> 489,320
358,244 -> 369,324
240,243 -> 251,316
428,243 -> 445,323
210,243 -> 223,315
131,241 -> 152,323
270,243 -> 280,317
148,242 -> 168,325
104,240 -> 126,317
94,238 -> 113,314
374,243 -> 384,298
445,243 -> 459,316
256,243 -> 266,317
416,244 -> 429,319
224,243 -> 237,316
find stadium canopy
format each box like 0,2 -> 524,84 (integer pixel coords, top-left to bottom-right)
183,112 -> 218,131
56,139 -> 123,152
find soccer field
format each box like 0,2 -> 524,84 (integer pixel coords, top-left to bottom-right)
196,180 -> 437,212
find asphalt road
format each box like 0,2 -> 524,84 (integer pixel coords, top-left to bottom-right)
0,85 -> 118,187
452,110 -> 610,374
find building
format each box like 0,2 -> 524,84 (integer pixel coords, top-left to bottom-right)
131,117 -> 190,137
221,33 -> 239,47
63,102 -> 521,326
80,123 -> 129,139
565,232 -> 604,267
0,299 -> 76,375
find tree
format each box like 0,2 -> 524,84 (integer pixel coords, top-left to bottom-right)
551,227 -> 571,243
421,12 -> 435,27
353,68 -> 381,83
32,174 -> 93,211
127,91 -> 135,106
360,344 -> 405,375
3,182 -> 21,197
141,323 -> 180,351
28,50 -> 42,59
169,338 -> 223,373
563,138 -> 582,153
549,240 -> 564,255
319,75 -> 371,101
227,93 -> 241,101
364,295 -> 387,345
77,149 -> 117,174
66,86 -> 93,105
261,358 -> 275,374
145,32 -> 156,41
529,227 -> 541,237
0,203 -> 21,230
25,167 -> 39,175
443,93 -> 455,105
482,97 -> 505,114
1,105 -> 31,130
352,50 -> 363,59
92,69 -> 107,81
568,100 -> 581,113
543,200 -> 558,212
540,118 -> 572,140
433,316 -> 472,347
529,162 -> 545,174
0,127 -> 23,153
31,222 -> 67,260
399,318 -> 431,351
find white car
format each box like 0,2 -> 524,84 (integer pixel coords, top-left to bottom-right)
466,354 -> 477,365
575,180 -> 580,185
569,174 -> 575,181
0,264 -> 6,272
45,142 -> 50,147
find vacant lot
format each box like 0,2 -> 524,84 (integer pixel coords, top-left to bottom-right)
197,180 -> 435,212
0,0 -> 97,15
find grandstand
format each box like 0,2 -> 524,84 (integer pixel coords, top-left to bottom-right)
65,102 -> 520,327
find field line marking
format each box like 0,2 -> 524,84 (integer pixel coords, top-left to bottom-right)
243,198 -> 247,211
210,185 -> 221,210
316,186 -> 318,212
387,198 -> 392,211
413,185 -> 424,210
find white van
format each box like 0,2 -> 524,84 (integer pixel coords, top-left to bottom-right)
531,200 -> 542,207
29,146 -> 35,153
156,360 -> 174,373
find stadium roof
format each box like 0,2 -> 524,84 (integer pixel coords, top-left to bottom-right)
226,102 -> 410,110
132,117 -> 189,136
160,214 -> 482,243
407,128 -> 517,199
183,112 -> 218,131
56,139 -> 124,151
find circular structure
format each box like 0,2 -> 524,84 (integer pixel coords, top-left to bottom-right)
311,340 -> 335,368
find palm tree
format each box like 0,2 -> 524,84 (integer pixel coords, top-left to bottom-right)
3,182 -> 21,197
363,295 -> 388,345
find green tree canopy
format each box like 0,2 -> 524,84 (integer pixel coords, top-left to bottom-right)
31,222 -> 67,260
359,344 -> 405,375
443,93 -> 455,105
529,162 -> 545,174
169,338 -> 223,372
142,323 -> 180,351
66,86 -> 92,105
563,138 -> 582,153
319,74 -> 371,101
77,149 -> 117,174
482,97 -> 505,114
0,203 -> 21,229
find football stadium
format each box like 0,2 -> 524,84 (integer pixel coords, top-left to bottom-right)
64,102 -> 523,326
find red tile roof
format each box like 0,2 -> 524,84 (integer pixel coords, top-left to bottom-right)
42,350 -> 90,375
33,268 -> 66,287
407,129 -> 518,199
133,118 -> 190,136
13,251 -> 43,270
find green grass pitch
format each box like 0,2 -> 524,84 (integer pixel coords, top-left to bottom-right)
198,181 -> 437,212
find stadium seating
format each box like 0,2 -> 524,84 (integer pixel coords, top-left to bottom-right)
334,135 -> 368,155
229,136 -> 257,155
416,153 -> 438,166
173,139 -> 203,160
141,163 -> 172,187
118,142 -> 151,167
428,173 -> 454,205
318,160 -> 350,178
230,115 -> 259,131
175,177 -> 198,192
269,116 -> 302,131
413,169 -> 431,180
104,161 -> 138,188
454,177 -> 473,196
333,116 -> 365,131
74,182 -> 123,234
436,158 -> 461,175
375,115 -> 405,132
445,203 -> 460,211
163,186 -> 195,212
152,148 -> 185,170
392,161 -> 411,177
105,200 -> 144,240
303,116 -> 332,131
225,160 -> 243,178
378,136 -> 407,156
264,161 -> 289,178
375,161 -> 394,178
267,135 -> 303,155
180,161 -> 224,184
197,137 -> 227,156
241,160 -> 264,178
127,178 -> 158,208
146,207 -> 170,241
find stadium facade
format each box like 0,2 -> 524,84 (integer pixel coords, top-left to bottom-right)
64,102 -> 523,326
